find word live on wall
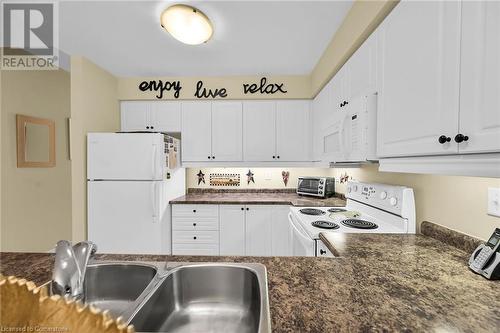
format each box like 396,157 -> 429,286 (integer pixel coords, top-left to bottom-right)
138,77 -> 287,99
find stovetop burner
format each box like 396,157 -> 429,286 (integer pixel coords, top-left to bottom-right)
327,208 -> 347,213
311,220 -> 340,230
299,208 -> 325,216
341,219 -> 378,229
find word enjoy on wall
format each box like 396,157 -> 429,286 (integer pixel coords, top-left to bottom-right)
138,80 -> 182,99
137,77 -> 287,99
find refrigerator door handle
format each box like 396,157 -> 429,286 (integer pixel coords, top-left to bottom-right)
151,182 -> 157,222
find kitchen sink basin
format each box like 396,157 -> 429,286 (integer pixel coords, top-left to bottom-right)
49,261 -> 270,332
128,263 -> 270,333
82,263 -> 158,317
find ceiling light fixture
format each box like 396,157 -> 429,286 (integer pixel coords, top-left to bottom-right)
160,4 -> 213,45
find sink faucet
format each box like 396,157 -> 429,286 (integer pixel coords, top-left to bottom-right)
52,240 -> 97,300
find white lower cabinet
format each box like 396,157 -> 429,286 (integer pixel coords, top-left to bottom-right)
173,204 -> 291,256
172,205 -> 220,255
245,206 -> 273,256
271,206 -> 292,256
219,206 -> 246,256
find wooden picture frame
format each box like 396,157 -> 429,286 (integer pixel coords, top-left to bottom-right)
16,114 -> 56,168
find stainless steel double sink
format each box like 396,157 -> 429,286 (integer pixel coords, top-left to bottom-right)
49,262 -> 271,333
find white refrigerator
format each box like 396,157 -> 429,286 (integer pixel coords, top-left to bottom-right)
87,132 -> 185,254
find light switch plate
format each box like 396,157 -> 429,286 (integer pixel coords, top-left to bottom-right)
488,188 -> 500,217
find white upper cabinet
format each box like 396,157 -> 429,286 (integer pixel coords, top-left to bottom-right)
376,1 -> 462,157
348,31 -> 378,99
211,101 -> 243,161
459,1 -> 500,154
181,101 -> 212,162
121,101 -> 181,132
120,101 -> 150,131
276,100 -> 311,161
243,101 -> 276,161
150,101 -> 181,132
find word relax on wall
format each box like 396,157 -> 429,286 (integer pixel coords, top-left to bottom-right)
138,77 -> 288,99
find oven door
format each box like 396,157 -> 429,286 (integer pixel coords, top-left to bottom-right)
288,212 -> 315,256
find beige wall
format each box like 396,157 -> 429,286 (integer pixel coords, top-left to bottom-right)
186,168 -> 332,189
1,69 -> 72,251
333,165 -> 500,241
311,0 -> 398,96
70,56 -> 119,242
118,75 -> 311,100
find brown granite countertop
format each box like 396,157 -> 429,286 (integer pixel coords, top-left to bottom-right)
170,191 -> 346,207
2,233 -> 499,332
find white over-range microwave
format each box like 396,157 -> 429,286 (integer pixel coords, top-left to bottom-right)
321,93 -> 377,164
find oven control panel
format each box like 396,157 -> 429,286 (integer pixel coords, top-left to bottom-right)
345,181 -> 414,219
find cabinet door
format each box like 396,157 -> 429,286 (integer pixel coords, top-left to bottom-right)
243,101 -> 276,161
181,101 -> 212,161
245,206 -> 273,256
312,87 -> 328,161
219,205 -> 246,256
120,101 -> 150,131
211,101 -> 243,161
276,100 -> 310,161
150,101 -> 181,132
271,206 -> 291,256
348,31 -> 377,99
459,1 -> 500,154
377,1 -> 461,157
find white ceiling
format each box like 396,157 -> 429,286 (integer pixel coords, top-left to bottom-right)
60,1 -> 353,77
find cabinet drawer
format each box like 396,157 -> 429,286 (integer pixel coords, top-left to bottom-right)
172,205 -> 219,217
172,243 -> 219,256
172,217 -> 219,231
172,231 -> 219,244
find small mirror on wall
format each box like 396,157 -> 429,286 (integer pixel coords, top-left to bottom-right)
16,115 -> 55,167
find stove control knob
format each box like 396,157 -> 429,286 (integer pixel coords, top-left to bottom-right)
380,191 -> 388,200
352,185 -> 358,192
347,187 -> 352,193
389,197 -> 398,206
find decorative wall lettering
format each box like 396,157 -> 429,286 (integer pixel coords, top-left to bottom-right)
246,170 -> 255,185
209,173 -> 240,186
282,171 -> 290,187
138,80 -> 182,99
243,77 -> 287,95
194,80 -> 228,99
197,170 -> 205,185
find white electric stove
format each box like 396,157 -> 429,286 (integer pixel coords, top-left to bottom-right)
288,181 -> 416,257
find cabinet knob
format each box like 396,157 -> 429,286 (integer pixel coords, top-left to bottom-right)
193,209 -> 196,213
208,156 -> 211,159
193,223 -> 197,226
438,135 -> 451,144
272,156 -> 275,159
241,207 -> 244,210
246,207 -> 249,211
193,236 -> 197,240
212,156 -> 215,159
277,155 -> 280,159
151,126 -> 154,129
146,126 -> 150,129
454,134 -> 469,143
320,249 -> 326,255
345,101 -> 349,105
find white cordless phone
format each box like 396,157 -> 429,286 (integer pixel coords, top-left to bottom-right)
469,228 -> 500,280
